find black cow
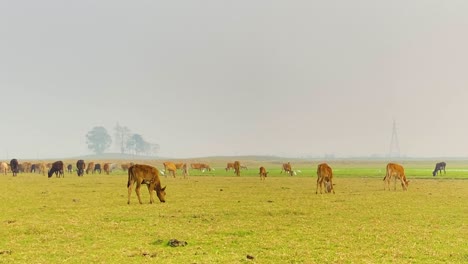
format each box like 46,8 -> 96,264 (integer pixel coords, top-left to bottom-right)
94,163 -> 102,174
67,164 -> 73,173
10,159 -> 19,176
31,164 -> 37,173
48,161 -> 64,178
432,162 -> 446,177
76,160 -> 85,177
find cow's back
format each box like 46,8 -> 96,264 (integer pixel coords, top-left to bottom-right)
129,164 -> 160,182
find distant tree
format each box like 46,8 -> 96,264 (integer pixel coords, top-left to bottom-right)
149,143 -> 160,156
114,123 -> 131,154
126,134 -> 158,156
86,126 -> 112,155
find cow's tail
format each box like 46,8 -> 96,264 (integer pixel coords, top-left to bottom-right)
127,166 -> 133,188
383,167 -> 388,181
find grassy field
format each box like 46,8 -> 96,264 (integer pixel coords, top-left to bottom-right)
0,160 -> 467,263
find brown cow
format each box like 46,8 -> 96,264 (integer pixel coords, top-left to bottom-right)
22,162 -> 32,173
103,163 -> 111,175
86,162 -> 95,174
316,163 -> 335,194
383,163 -> 409,191
226,162 -> 235,171
259,166 -> 268,181
182,163 -> 188,178
233,161 -> 240,176
127,164 -> 166,204
163,162 -> 177,178
281,162 -> 294,176
0,162 -> 8,175
190,163 -> 212,172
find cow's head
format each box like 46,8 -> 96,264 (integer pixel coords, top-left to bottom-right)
432,171 -> 436,177
156,186 -> 166,203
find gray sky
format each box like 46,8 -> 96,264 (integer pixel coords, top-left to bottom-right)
1,1 -> 468,159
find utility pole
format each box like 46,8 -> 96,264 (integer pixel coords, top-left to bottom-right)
388,120 -> 400,158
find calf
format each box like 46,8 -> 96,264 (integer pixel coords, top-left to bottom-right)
76,160 -> 85,176
383,163 -> 409,191
226,162 -> 235,171
103,163 -> 111,175
432,162 -> 446,177
94,163 -> 102,174
67,164 -> 73,173
127,164 -> 166,204
316,163 -> 335,194
86,162 -> 95,174
163,162 -> 177,178
0,162 -> 8,175
10,159 -> 19,176
259,166 -> 268,181
48,161 -> 64,178
233,161 -> 241,176
281,162 -> 294,176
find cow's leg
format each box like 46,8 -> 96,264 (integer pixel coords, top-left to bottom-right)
135,182 -> 143,204
127,181 -> 134,204
316,178 -> 322,194
329,178 -> 335,194
400,178 -> 407,191
148,183 -> 155,204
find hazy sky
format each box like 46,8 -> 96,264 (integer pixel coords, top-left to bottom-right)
1,1 -> 468,159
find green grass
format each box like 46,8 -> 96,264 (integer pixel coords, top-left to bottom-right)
0,161 -> 467,263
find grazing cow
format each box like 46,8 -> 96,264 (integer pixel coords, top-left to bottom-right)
182,163 -> 188,178
103,163 -> 111,175
233,161 -> 241,176
190,163 -> 213,172
39,163 -> 47,176
0,162 -> 8,175
10,159 -> 19,176
259,166 -> 268,181
241,165 -> 248,170
48,161 -> 64,178
76,160 -> 85,176
383,163 -> 409,191
226,162 -> 235,171
127,164 -> 166,204
281,162 -> 294,176
316,163 -> 335,194
86,162 -> 95,174
163,162 -> 177,178
22,162 -> 32,173
32,163 -> 46,175
94,163 -> 102,174
432,162 -> 446,177
67,164 -> 73,173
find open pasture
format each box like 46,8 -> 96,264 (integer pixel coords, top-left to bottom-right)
0,161 -> 467,263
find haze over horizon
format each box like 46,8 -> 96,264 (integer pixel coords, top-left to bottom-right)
2,1 -> 468,160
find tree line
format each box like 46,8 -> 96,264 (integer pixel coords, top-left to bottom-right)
85,123 -> 159,156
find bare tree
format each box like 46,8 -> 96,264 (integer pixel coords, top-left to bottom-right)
114,123 -> 131,154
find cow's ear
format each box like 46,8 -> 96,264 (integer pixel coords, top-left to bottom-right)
162,186 -> 166,191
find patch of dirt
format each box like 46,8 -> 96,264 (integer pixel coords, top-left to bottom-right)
168,239 -> 188,247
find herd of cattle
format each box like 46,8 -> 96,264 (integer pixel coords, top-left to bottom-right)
0,159 -> 129,178
1,158 -> 448,204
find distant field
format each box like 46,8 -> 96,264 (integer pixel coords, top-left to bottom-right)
0,160 -> 467,263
